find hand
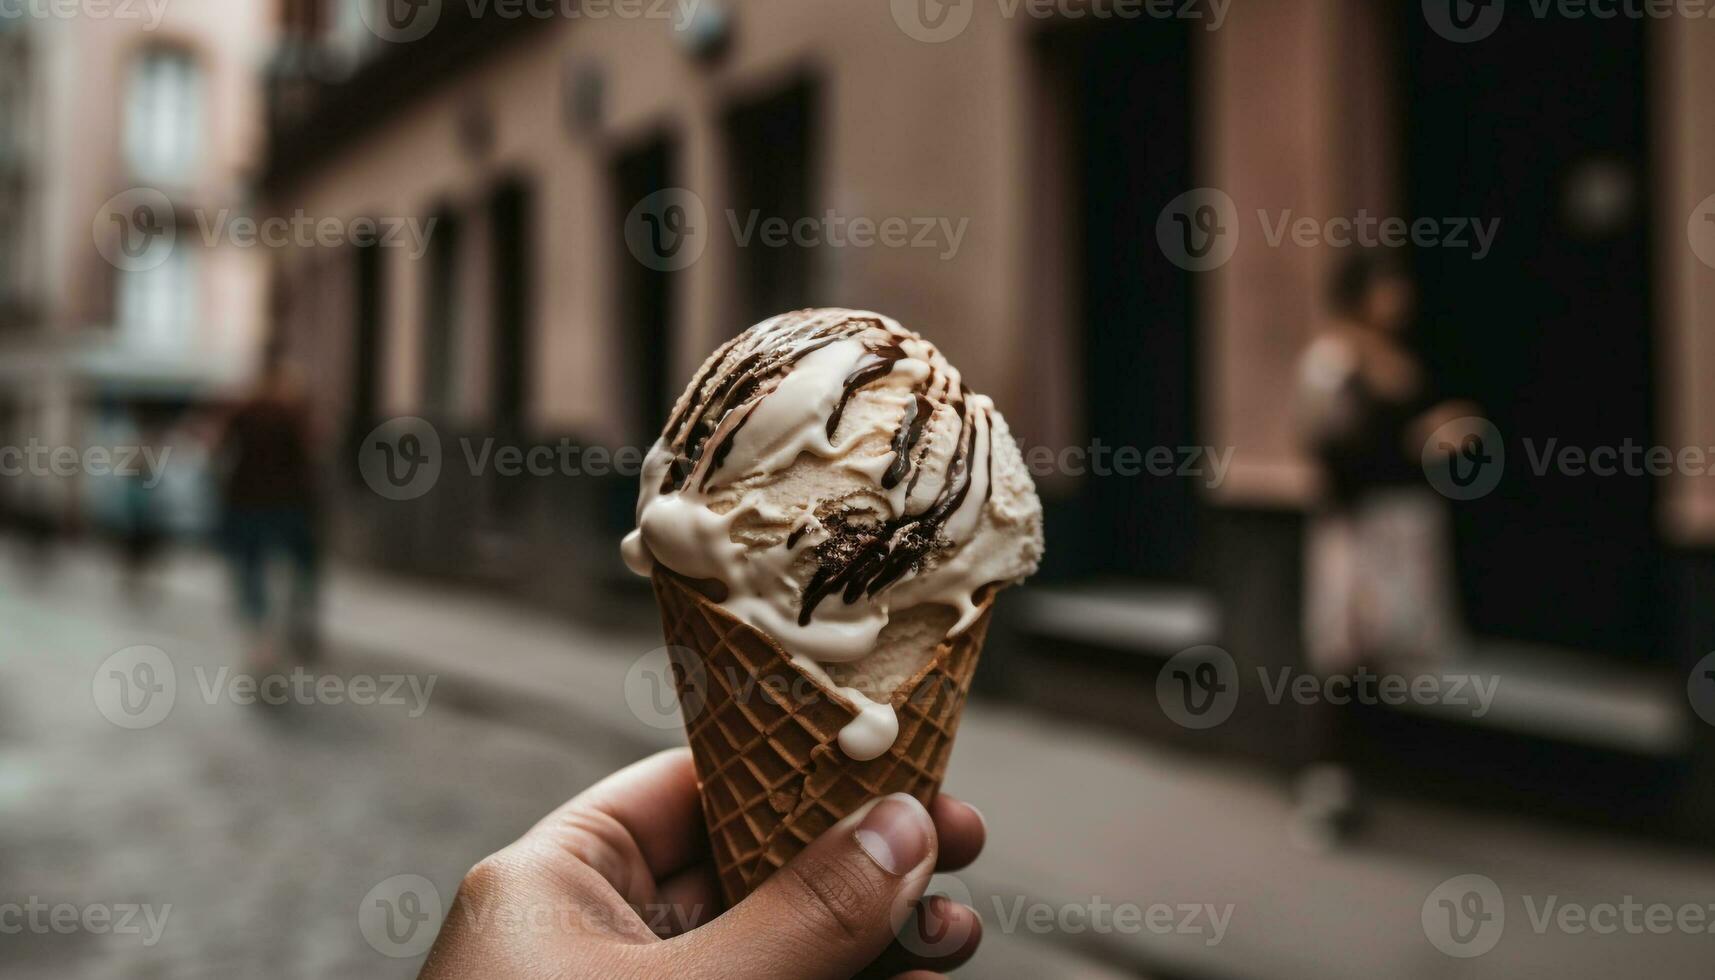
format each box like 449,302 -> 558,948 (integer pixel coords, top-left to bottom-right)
420,748 -> 986,979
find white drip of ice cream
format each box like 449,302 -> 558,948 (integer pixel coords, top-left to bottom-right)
624,309 -> 1030,761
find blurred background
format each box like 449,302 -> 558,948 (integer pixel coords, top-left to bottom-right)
6,0 -> 1715,976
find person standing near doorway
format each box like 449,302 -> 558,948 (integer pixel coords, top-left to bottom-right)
1291,249 -> 1475,847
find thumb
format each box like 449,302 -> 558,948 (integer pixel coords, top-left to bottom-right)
663,793 -> 938,980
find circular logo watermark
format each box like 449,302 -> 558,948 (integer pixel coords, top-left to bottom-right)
1156,188 -> 1239,272
1687,652 -> 1715,727
895,872 -> 975,958
360,0 -> 442,43
623,188 -> 708,272
1686,193 -> 1715,270
1422,416 -> 1505,501
1156,645 -> 1239,730
359,874 -> 443,958
358,417 -> 443,501
93,645 -> 177,730
622,645 -> 706,730
1422,874 -> 1504,958
890,0 -> 974,43
1422,0 -> 1504,43
94,188 -> 176,272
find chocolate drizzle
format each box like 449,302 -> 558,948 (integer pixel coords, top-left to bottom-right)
648,309 -> 998,628
798,394 -> 992,625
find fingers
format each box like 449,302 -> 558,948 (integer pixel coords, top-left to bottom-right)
928,794 -> 985,872
518,748 -> 704,906
656,793 -> 939,980
651,862 -> 722,936
541,748 -> 705,880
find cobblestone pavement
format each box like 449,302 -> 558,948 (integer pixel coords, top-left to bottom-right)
0,543 -> 1137,980
0,551 -> 655,980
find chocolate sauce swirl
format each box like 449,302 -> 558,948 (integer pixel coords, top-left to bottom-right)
644,309 -> 999,628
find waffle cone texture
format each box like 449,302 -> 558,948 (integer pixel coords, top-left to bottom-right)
651,571 -> 993,908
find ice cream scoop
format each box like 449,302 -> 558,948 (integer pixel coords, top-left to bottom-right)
623,308 -> 1043,759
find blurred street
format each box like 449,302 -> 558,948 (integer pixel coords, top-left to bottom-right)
8,539 -> 1715,979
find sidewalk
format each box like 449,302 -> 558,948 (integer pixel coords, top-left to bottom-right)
142,547 -> 1715,979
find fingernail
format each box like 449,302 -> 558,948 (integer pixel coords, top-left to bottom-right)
963,801 -> 988,837
854,793 -> 932,876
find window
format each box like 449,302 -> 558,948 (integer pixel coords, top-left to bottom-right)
124,46 -> 202,184
723,78 -> 820,329
117,247 -> 197,350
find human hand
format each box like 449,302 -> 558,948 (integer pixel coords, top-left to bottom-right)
420,748 -> 986,979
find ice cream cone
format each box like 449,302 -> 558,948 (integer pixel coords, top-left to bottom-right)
651,570 -> 994,908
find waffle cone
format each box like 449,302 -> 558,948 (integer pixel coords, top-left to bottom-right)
651,571 -> 993,908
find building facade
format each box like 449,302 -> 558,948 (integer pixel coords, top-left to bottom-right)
261,0 -> 1715,834
0,3 -> 273,535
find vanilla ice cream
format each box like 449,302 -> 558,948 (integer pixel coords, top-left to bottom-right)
623,309 -> 1043,759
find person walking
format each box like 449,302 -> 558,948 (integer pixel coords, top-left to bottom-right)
213,341 -> 324,671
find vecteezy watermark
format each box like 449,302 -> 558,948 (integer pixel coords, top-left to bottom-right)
1688,193 -> 1715,269
93,647 -> 437,730
1156,649 -> 1501,730
192,209 -> 438,261
0,899 -> 172,948
0,0 -> 170,29
1424,873 -> 1715,958
1157,190 -> 1500,272
889,0 -> 1229,43
193,667 -> 438,717
1421,416 -> 1505,501
0,440 -> 172,488
1424,415 -> 1715,501
897,875 -> 1232,960
728,210 -> 971,262
1426,0 -> 1715,44
1687,652 -> 1715,727
93,188 -> 176,273
1423,874 -> 1505,958
1155,645 -> 1240,730
360,0 -> 704,43
358,418 -> 648,501
623,187 -> 972,271
1015,439 -> 1233,487
622,643 -> 968,730
360,875 -> 443,958
443,891 -> 706,939
94,191 -> 438,270
1421,0 -> 1507,43
1257,666 -> 1500,718
93,646 -> 177,730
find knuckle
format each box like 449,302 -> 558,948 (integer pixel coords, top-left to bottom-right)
780,856 -> 884,944
458,851 -> 519,902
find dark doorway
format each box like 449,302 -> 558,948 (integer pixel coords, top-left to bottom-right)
347,238 -> 385,479
612,136 -> 679,440
1038,18 -> 1198,582
723,76 -> 820,329
1401,11 -> 1656,660
488,178 -> 533,439
421,206 -> 462,419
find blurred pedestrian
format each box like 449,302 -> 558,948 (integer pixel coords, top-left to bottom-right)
213,340 -> 324,671
1291,249 -> 1474,847
119,407 -> 171,601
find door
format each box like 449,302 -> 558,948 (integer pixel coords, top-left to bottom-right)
1402,9 -> 1656,660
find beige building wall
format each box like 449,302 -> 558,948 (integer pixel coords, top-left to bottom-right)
270,0 -> 1050,449
1659,19 -> 1715,545
271,0 -> 1714,549
33,0 -> 270,371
